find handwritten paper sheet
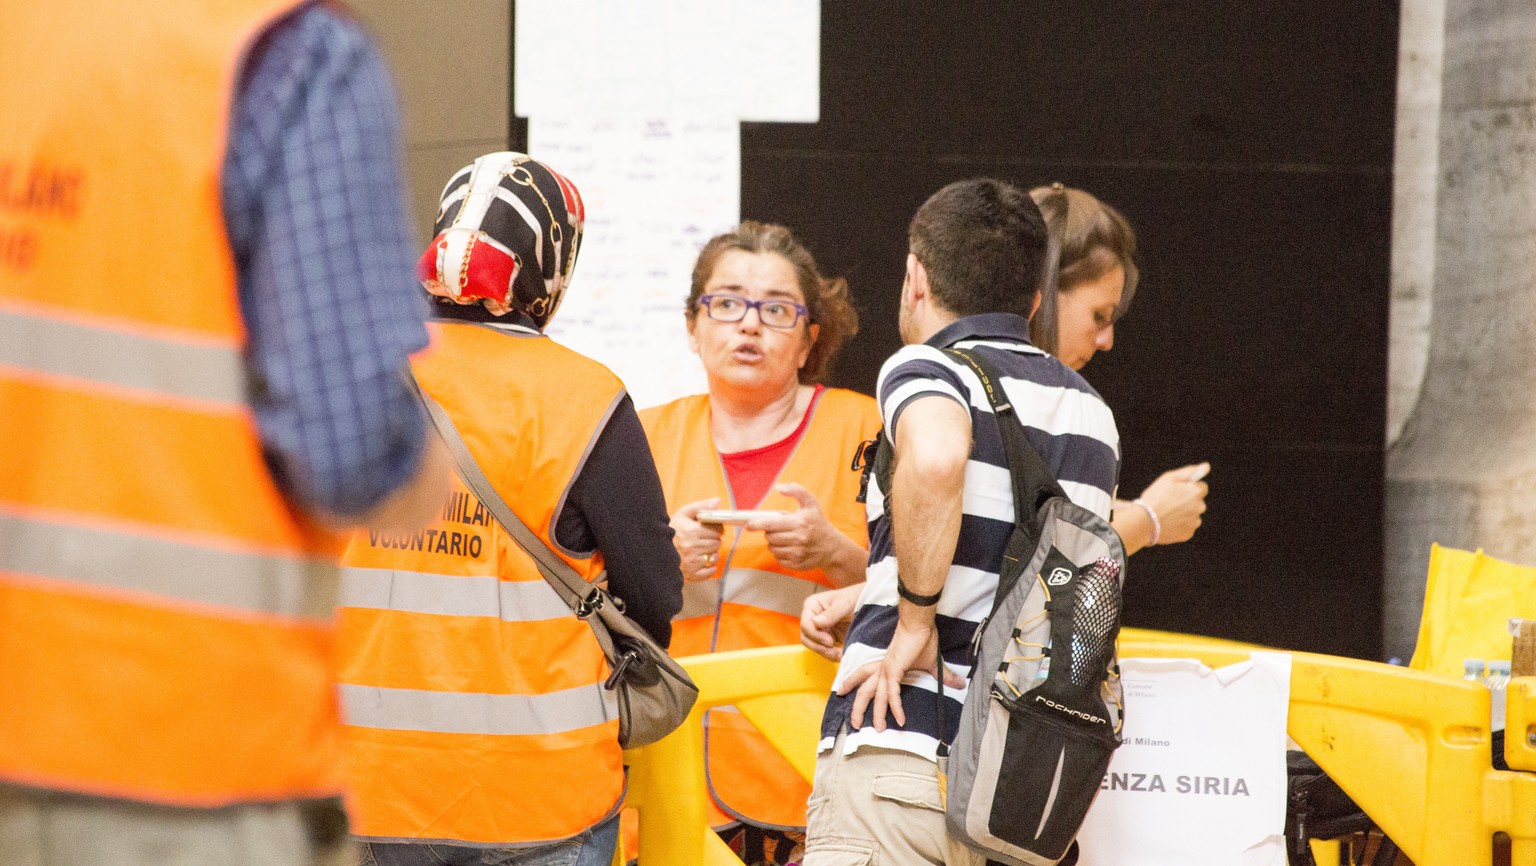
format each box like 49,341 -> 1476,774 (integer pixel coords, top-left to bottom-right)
515,0 -> 819,122
516,0 -> 818,406
531,117 -> 740,408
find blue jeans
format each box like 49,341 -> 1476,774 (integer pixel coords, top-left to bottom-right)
362,814 -> 619,866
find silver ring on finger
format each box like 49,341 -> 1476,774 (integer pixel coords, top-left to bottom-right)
704,552 -> 717,567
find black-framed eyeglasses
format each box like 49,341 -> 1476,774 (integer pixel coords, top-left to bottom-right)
697,293 -> 808,329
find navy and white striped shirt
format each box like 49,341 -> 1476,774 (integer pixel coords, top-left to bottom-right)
820,313 -> 1120,760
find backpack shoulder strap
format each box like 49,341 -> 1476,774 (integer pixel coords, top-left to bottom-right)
942,346 -> 1066,520
943,347 -> 1070,605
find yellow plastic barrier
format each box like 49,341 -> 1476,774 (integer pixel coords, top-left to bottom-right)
622,639 -> 1536,865
1119,636 -> 1536,866
622,646 -> 837,866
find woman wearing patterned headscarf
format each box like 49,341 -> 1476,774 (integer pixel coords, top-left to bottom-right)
334,152 -> 683,866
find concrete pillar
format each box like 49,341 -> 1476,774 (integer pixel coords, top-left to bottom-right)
1387,0 -> 1444,449
349,0 -> 510,243
1384,0 -> 1536,660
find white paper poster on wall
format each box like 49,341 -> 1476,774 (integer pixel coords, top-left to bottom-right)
729,1 -> 820,122
514,0 -> 819,123
1076,652 -> 1292,866
516,0 -> 819,406
530,116 -> 740,409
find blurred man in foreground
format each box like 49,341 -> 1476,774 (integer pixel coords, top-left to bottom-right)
0,3 -> 446,863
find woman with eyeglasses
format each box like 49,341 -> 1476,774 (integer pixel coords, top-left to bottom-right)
1028,183 -> 1209,555
639,221 -> 882,864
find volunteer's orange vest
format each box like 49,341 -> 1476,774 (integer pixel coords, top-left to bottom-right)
338,321 -> 626,846
640,388 -> 881,829
0,0 -> 346,806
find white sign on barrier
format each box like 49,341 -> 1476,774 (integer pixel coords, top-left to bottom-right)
1077,652 -> 1292,866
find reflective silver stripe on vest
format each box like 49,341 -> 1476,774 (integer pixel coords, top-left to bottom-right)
0,306 -> 246,405
339,567 -> 572,622
675,568 -> 820,621
0,511 -> 336,622
338,681 -> 618,736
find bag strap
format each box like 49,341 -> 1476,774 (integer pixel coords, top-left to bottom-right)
943,346 -> 1067,600
408,376 -> 602,617
929,346 -> 1069,754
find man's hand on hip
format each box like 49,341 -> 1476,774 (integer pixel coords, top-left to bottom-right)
841,615 -> 964,731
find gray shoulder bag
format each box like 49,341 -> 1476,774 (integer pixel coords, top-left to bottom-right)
412,380 -> 698,749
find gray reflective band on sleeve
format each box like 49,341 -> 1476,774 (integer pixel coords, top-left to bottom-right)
0,512 -> 336,621
0,307 -> 246,405
338,681 -> 618,736
674,568 -> 820,621
339,567 -> 572,622
676,577 -> 724,621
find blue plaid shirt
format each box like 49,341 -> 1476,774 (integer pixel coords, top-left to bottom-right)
223,5 -> 429,517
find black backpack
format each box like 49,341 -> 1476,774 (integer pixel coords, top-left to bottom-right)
1286,750 -> 1403,866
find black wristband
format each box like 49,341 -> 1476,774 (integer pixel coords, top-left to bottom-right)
897,577 -> 943,607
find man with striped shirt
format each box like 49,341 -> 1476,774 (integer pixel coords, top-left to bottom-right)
803,179 -> 1120,866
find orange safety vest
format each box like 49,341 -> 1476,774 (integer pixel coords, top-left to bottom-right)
640,388 -> 881,829
0,0 -> 346,806
338,321 -> 627,846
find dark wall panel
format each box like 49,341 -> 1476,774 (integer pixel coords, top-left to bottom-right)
740,3 -> 1397,658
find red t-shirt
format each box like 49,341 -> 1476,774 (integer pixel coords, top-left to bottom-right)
719,385 -> 825,508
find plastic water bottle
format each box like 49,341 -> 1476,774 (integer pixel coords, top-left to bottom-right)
1488,660 -> 1512,689
1487,660 -> 1512,731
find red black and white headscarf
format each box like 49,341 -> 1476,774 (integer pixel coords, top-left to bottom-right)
417,152 -> 585,330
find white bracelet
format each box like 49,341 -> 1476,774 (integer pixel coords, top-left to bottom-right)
1132,498 -> 1161,546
